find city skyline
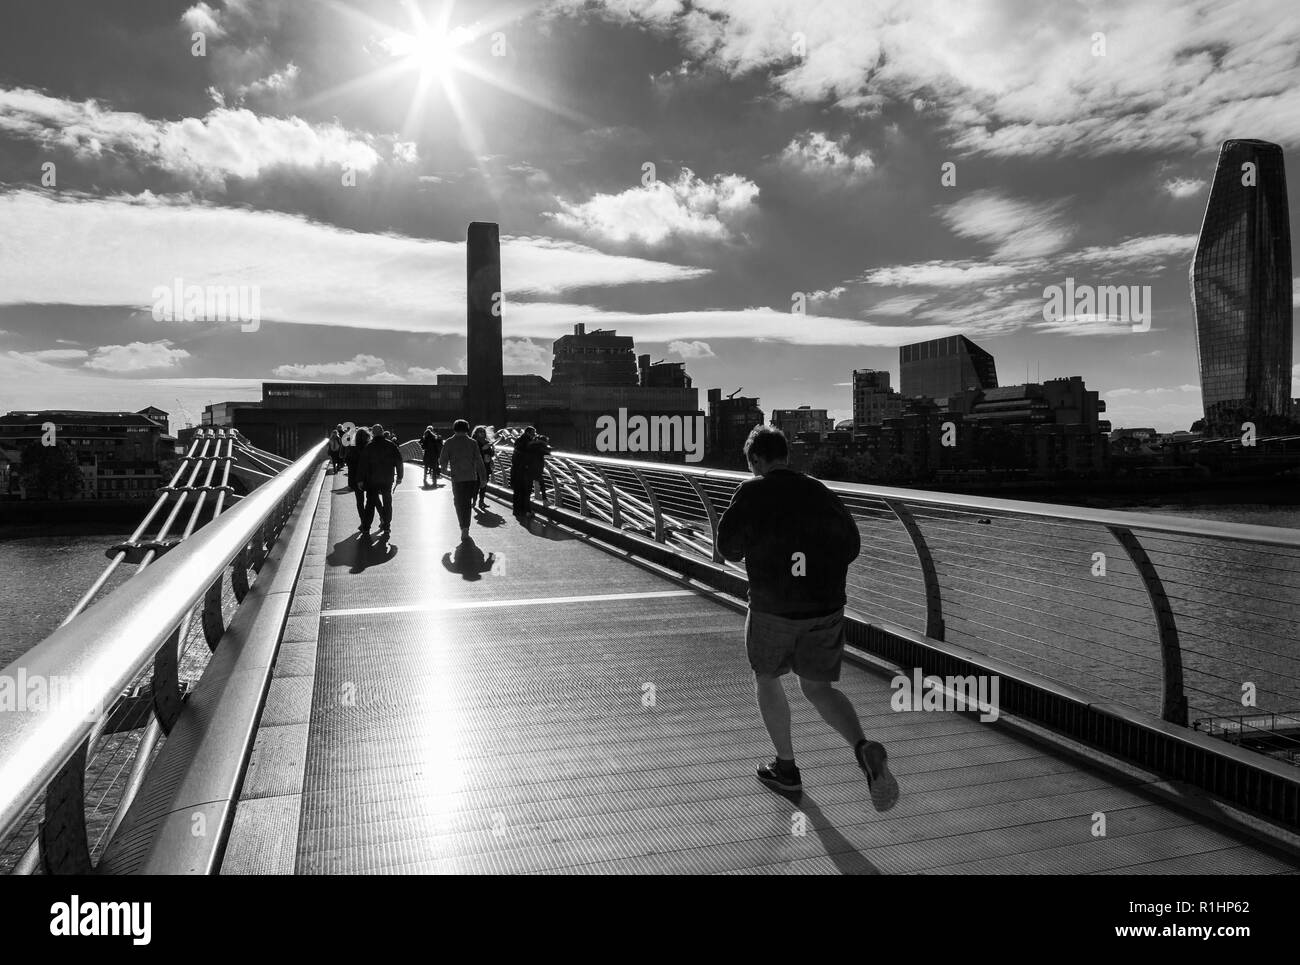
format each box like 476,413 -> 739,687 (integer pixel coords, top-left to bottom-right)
2,0 -> 1300,434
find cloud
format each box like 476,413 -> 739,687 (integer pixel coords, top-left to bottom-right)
272,354 -> 388,379
1163,177 -> 1206,199
0,190 -> 710,334
938,191 -> 1075,260
392,141 -> 419,164
84,340 -> 190,372
237,63 -> 300,100
780,132 -> 874,178
548,168 -> 759,246
867,294 -> 930,315
502,338 -> 552,373
561,0 -> 1300,157
668,339 -> 714,358
407,366 -> 454,381
806,287 -> 847,302
0,87 -> 383,187
21,348 -> 90,362
862,261 -> 1023,288
180,2 -> 226,37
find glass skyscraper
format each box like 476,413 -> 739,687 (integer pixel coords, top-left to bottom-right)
1190,139 -> 1293,428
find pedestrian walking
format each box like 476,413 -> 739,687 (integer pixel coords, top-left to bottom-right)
421,426 -> 443,486
472,425 -> 496,510
328,426 -> 343,472
438,419 -> 487,540
347,426 -> 368,525
356,422 -> 403,536
716,424 -> 899,810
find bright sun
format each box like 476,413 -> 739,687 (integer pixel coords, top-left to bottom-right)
386,24 -> 474,82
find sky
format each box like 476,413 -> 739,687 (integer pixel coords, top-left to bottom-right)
1,0 -> 1298,435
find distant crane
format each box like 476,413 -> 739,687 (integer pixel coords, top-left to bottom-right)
726,387 -> 743,400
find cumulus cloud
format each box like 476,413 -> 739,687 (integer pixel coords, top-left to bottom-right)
237,63 -> 300,100
1163,177 -> 1206,199
781,132 -> 874,178
0,87 -> 383,186
668,339 -> 714,358
549,168 -> 759,246
502,338 -> 553,373
180,2 -> 226,38
84,340 -> 190,372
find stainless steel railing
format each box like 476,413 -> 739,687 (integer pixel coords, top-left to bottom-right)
492,444 -> 1300,753
0,433 -> 325,872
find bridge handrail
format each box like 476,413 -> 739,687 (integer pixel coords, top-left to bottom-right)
0,439 -> 328,845
509,447 -> 1300,550
490,442 -> 1300,737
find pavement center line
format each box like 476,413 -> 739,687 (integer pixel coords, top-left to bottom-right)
322,588 -> 696,618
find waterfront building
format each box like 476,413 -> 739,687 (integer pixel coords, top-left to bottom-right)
0,409 -> 170,499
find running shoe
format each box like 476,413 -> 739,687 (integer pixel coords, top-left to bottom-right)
756,759 -> 802,793
856,740 -> 899,812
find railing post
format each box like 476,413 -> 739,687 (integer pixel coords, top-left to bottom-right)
567,459 -> 590,517
1108,525 -> 1188,726
38,742 -> 93,874
151,625 -> 186,735
686,475 -> 724,563
201,576 -> 224,650
231,548 -> 250,603
883,498 -> 945,641
630,468 -> 665,542
598,467 -> 622,528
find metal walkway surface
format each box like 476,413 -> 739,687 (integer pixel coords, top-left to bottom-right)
221,475 -> 1300,875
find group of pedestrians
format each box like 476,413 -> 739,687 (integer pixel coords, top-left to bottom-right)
331,422 -> 403,537
508,426 -> 551,519
324,417 -> 897,809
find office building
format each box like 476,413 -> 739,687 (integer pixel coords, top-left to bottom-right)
899,335 -> 998,400
852,369 -> 904,428
1190,139 -> 1293,429
552,324 -> 638,386
771,406 -> 835,438
706,389 -> 764,469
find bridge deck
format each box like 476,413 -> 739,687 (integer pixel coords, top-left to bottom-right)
221,474 -> 1300,874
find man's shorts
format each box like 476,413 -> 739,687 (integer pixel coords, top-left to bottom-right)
745,607 -> 846,682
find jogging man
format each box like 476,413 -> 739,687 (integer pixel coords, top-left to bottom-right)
717,424 -> 899,810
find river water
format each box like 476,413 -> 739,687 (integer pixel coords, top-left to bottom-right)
0,531 -> 132,667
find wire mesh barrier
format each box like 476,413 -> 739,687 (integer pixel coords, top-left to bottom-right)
492,443 -> 1300,767
0,430 -> 324,873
